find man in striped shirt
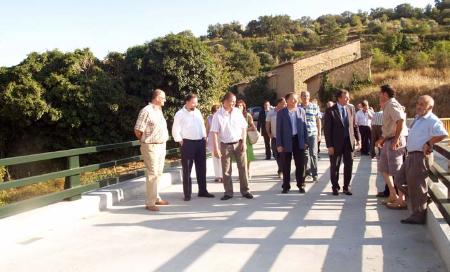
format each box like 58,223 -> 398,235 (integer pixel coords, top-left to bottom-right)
300,90 -> 321,182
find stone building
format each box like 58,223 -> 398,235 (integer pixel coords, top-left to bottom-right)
236,39 -> 372,101
304,56 -> 372,98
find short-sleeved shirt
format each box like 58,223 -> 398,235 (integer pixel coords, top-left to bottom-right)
407,112 -> 448,152
210,106 -> 247,143
300,103 -> 320,136
266,109 -> 278,137
372,111 -> 383,126
134,103 -> 169,144
382,98 -> 408,138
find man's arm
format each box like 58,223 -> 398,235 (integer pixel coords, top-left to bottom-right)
316,115 -> 321,142
171,111 -> 183,146
391,119 -> 404,150
134,129 -> 143,140
265,121 -> 272,139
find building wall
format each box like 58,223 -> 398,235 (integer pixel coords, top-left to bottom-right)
270,63 -> 295,98
305,56 -> 372,99
293,40 -> 361,92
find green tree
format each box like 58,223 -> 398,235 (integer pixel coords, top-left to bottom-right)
321,17 -> 348,46
431,40 -> 450,68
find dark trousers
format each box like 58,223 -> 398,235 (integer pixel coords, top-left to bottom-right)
329,137 -> 353,191
263,133 -> 271,159
370,125 -> 382,158
181,139 -> 207,197
281,136 -> 305,190
271,137 -> 282,173
358,125 -> 371,155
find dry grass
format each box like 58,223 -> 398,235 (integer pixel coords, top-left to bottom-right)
0,161 -> 145,206
352,68 -> 450,117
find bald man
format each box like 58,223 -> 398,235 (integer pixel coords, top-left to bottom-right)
395,95 -> 448,224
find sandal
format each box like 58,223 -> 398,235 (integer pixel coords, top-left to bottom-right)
381,198 -> 398,205
385,201 -> 407,210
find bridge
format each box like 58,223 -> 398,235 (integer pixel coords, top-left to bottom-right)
0,139 -> 449,271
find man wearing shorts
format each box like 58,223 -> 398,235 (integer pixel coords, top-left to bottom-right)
376,85 -> 408,209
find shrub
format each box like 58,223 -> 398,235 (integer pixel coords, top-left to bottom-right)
404,51 -> 430,70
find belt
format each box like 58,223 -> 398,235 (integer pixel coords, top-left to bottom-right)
183,138 -> 205,142
408,151 -> 423,155
222,140 -> 241,145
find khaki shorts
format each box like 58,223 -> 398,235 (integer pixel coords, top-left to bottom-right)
378,137 -> 406,176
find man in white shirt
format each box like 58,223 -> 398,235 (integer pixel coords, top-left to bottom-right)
210,92 -> 253,200
172,94 -> 214,201
355,100 -> 373,155
395,95 -> 448,224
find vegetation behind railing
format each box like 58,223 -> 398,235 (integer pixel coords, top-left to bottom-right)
0,140 -> 179,218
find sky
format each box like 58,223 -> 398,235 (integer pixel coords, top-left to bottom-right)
0,0 -> 434,67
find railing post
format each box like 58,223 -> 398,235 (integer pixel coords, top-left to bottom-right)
64,155 -> 81,200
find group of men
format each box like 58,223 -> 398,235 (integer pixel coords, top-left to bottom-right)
134,86 -> 448,225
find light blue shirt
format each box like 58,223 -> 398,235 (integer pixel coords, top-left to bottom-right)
407,112 -> 448,152
288,110 -> 297,136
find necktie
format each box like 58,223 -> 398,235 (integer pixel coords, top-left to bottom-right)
341,107 -> 349,129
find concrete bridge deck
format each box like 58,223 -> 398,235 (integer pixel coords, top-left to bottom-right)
0,140 -> 446,272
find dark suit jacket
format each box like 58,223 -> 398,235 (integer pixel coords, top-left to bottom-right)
257,109 -> 269,136
323,104 -> 360,155
276,107 -> 308,152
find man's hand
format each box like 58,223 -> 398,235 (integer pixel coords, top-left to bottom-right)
317,134 -> 321,142
239,141 -> 246,152
327,147 -> 334,156
376,139 -> 384,148
423,143 -> 433,155
178,140 -> 183,147
213,148 -> 222,158
390,137 -> 400,150
355,141 -> 361,150
277,146 -> 284,153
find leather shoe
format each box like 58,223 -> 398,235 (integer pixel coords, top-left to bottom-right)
145,205 -> 160,211
401,217 -> 425,225
243,193 -> 254,199
184,196 -> 191,201
282,189 -> 289,194
376,191 -> 388,197
198,192 -> 215,198
343,189 -> 353,195
156,200 -> 169,205
332,189 -> 339,196
299,188 -> 306,194
220,195 -> 233,200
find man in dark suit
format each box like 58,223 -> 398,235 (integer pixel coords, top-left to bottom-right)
258,101 -> 272,160
324,89 -> 360,196
276,93 -> 308,194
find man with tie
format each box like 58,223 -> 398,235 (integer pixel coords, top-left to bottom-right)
172,93 -> 215,201
324,89 -> 361,195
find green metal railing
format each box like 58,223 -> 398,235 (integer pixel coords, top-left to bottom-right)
428,142 -> 450,225
0,140 -> 180,218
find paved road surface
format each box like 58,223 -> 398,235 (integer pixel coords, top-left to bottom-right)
0,140 -> 446,272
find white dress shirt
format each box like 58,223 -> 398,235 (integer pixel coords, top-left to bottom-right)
356,110 -> 372,127
171,106 -> 206,142
210,106 -> 247,143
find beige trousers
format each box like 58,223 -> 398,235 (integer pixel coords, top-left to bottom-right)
140,143 -> 166,206
220,142 -> 249,196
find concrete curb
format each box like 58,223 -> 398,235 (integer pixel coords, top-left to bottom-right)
83,167 -> 182,210
427,202 -> 450,272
